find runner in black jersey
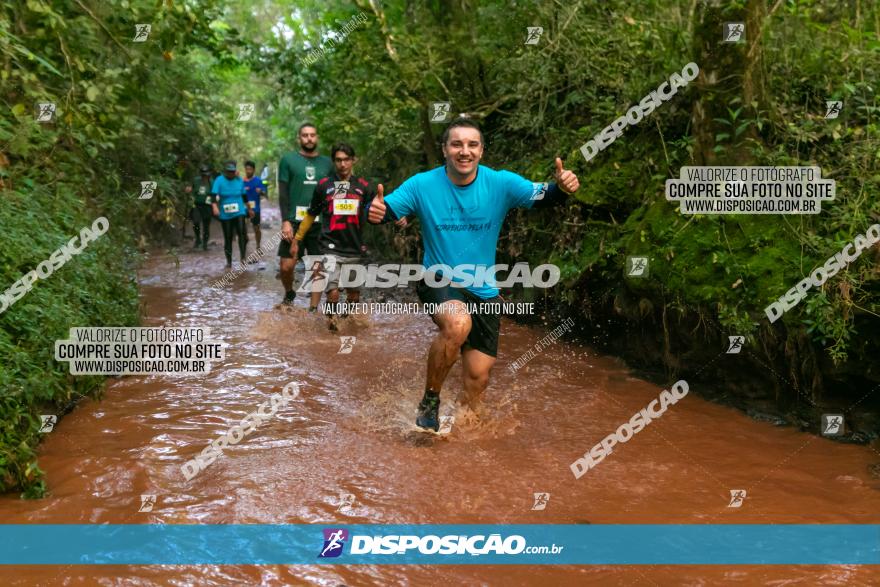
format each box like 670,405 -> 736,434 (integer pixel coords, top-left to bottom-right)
291,142 -> 407,328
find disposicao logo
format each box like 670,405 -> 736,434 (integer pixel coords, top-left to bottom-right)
319,528 -> 348,558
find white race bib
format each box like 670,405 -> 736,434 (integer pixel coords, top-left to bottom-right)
247,200 -> 256,209
223,203 -> 240,214
204,196 -> 213,204
333,198 -> 358,216
198,186 -> 207,195
295,206 -> 309,220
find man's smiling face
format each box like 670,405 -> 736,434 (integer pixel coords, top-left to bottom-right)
442,126 -> 483,178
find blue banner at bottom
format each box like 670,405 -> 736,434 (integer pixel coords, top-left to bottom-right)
1,524 -> 878,565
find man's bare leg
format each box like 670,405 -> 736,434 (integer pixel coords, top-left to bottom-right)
280,256 -> 295,290
323,287 -> 338,330
305,258 -> 327,311
310,285 -> 325,311
425,301 -> 471,392
459,347 -> 495,409
417,301 -> 471,431
280,255 -> 296,304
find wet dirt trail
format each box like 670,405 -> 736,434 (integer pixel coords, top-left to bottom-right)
2,204 -> 880,586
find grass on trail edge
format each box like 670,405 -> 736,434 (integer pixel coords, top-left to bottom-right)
0,182 -> 139,498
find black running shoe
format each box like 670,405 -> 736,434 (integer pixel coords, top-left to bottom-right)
415,393 -> 440,431
281,290 -> 296,305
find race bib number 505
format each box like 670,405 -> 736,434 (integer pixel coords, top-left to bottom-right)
333,199 -> 358,216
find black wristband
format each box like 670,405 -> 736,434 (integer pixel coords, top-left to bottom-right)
532,183 -> 569,209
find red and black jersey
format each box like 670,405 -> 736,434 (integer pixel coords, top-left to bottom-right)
307,173 -> 375,257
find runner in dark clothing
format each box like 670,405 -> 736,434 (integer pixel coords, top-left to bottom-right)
186,165 -> 214,250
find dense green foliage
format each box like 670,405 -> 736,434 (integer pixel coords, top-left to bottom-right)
1,0 -> 878,494
0,0 -> 256,495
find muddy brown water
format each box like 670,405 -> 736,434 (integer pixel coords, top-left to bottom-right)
2,206 -> 880,586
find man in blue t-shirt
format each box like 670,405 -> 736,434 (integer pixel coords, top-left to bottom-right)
211,160 -> 248,268
368,118 -> 580,432
242,160 -> 267,260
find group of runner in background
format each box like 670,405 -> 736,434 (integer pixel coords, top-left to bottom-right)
185,160 -> 268,264
184,123 -> 402,319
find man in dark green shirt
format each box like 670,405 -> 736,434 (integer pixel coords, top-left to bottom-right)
277,122 -> 332,305
185,164 -> 214,250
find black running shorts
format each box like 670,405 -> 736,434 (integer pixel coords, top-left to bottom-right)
416,279 -> 502,358
277,221 -> 321,260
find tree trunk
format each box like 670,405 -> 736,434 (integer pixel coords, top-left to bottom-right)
691,0 -> 763,165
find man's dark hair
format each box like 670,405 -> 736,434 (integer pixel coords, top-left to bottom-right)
331,143 -> 356,159
298,122 -> 317,134
244,160 -> 256,168
441,118 -> 484,145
